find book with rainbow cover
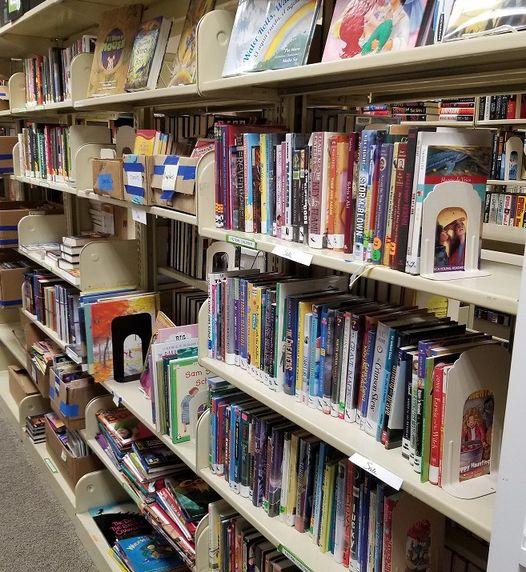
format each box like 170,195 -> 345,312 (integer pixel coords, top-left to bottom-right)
222,0 -> 321,77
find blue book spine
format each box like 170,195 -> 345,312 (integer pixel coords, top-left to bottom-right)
374,483 -> 385,572
229,404 -> 238,486
318,309 -> 329,400
284,298 -> 299,395
353,130 -> 373,261
372,142 -> 393,264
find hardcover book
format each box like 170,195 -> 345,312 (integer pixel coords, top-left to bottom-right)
322,0 -> 431,62
125,17 -> 173,91
88,5 -> 142,97
222,0 -> 321,77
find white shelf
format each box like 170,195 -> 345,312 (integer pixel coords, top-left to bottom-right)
199,356 -> 494,542
18,246 -> 80,287
13,175 -> 77,195
401,120 -> 475,127
486,179 -> 526,186
11,100 -> 73,115
157,267 -> 208,291
101,379 -> 197,472
476,118 -> 526,126
483,223 -> 526,245
20,308 -> 67,350
0,321 -> 26,366
200,227 -> 522,315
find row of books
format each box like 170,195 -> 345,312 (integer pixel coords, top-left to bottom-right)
484,192 -> 526,228
209,382 -> 445,569
359,99 -> 475,122
209,500 -> 300,572
22,268 -> 81,345
478,94 -> 526,121
19,123 -> 71,181
474,306 -> 512,328
207,271 -> 505,485
214,123 -> 491,273
96,406 -> 219,566
23,36 -> 96,106
166,220 -> 210,281
489,131 -> 524,181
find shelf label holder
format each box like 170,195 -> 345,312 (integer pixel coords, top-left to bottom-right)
277,545 -> 313,572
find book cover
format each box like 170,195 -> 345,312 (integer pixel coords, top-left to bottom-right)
116,533 -> 186,571
125,17 -> 173,91
88,5 -> 143,97
222,0 -> 321,77
170,0 -> 216,85
134,130 -> 157,155
323,0 -> 431,62
169,356 -> 208,443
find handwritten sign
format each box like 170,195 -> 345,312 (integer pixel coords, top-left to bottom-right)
272,244 -> 313,266
350,452 -> 403,490
162,163 -> 179,191
132,208 -> 147,225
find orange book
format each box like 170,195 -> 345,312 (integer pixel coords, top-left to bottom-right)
133,129 -> 157,155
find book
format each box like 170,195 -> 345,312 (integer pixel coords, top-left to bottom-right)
222,0 -> 321,77
87,5 -> 143,97
322,0 -> 432,62
125,17 -> 173,91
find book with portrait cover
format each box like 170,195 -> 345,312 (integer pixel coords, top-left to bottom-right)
88,5 -> 142,97
322,0 -> 432,62
222,0 -> 322,77
125,17 -> 173,91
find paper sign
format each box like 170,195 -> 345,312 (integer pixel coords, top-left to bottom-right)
272,244 -> 313,266
132,208 -> 147,225
277,546 -> 312,572
127,171 -> 143,189
350,452 -> 403,490
162,164 -> 179,191
227,234 -> 257,249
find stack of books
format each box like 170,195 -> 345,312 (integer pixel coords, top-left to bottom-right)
28,339 -> 63,377
26,414 -> 46,443
391,101 -> 439,122
437,98 -> 475,122
167,220 -> 210,281
478,94 -> 526,122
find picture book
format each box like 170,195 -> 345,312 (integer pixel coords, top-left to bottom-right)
222,0 -> 322,77
125,17 -> 173,91
443,1 -> 526,42
85,292 -> 159,383
97,408 -> 153,448
87,5 -> 143,97
322,0 -> 431,62
134,130 -> 157,155
169,0 -> 216,86
169,356 -> 208,443
115,533 -> 186,571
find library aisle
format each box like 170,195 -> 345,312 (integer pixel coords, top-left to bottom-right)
0,411 -> 96,571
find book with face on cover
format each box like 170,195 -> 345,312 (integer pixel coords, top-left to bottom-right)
169,0 -> 216,86
222,0 -> 322,77
88,5 -> 143,97
125,17 -> 173,91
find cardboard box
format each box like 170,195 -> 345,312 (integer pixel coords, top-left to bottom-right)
0,201 -> 34,248
0,250 -> 29,306
151,155 -> 198,214
45,417 -> 103,488
8,364 -> 38,405
92,158 -> 124,200
123,154 -> 153,206
49,373 -> 105,430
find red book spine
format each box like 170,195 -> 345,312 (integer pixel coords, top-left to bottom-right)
388,142 -> 407,269
507,95 -> 517,120
382,496 -> 396,572
344,133 -> 358,254
342,460 -> 354,566
429,363 -> 445,485
327,135 -> 338,242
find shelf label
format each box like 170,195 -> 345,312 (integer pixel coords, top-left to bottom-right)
272,244 -> 313,266
226,234 -> 257,249
44,457 -> 58,474
126,171 -> 143,189
350,452 -> 403,490
277,546 -> 312,572
162,164 -> 179,191
132,208 -> 147,225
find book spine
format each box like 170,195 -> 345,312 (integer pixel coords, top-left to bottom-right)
382,497 -> 395,572
342,461 -> 354,567
409,354 -> 419,465
338,312 -> 351,419
308,132 -> 325,248
389,142 -> 408,269
372,142 -> 392,264
275,144 -> 283,238
284,134 -> 294,241
429,363 -> 444,485
344,133 -> 357,254
344,314 -> 361,423
354,130 -> 370,260
326,135 -> 338,248
260,134 -> 268,235
397,131 -> 418,272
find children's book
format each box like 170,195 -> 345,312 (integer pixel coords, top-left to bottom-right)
125,17 -> 173,91
97,408 -> 153,448
322,0 -> 431,62
169,356 -> 208,443
222,0 -> 321,77
85,292 -> 159,383
88,5 -> 143,97
169,0 -> 216,85
115,533 -> 186,571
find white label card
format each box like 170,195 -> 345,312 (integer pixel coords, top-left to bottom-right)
126,171 -> 143,189
272,244 -> 313,266
350,452 -> 403,490
162,164 -> 179,191
132,208 -> 147,225
227,234 -> 257,249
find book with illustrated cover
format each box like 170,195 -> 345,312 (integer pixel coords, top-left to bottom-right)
115,533 -> 186,571
88,5 -> 142,97
222,0 -> 322,77
322,0 -> 432,62
97,408 -> 153,449
169,0 -> 216,86
125,17 -> 173,91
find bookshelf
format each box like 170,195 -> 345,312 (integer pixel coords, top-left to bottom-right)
1,2 -> 526,570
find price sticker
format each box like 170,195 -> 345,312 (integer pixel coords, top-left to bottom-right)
162,164 -> 179,191
277,546 -> 312,572
226,234 -> 257,249
132,208 -> 147,225
126,171 -> 143,189
350,452 -> 403,490
272,244 -> 313,266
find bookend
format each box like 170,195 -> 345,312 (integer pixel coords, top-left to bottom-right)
441,344 -> 510,499
420,181 -> 490,281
